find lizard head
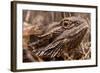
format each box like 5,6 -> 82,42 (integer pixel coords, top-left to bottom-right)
29,16 -> 89,59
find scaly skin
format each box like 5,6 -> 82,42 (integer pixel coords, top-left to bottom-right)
29,17 -> 88,59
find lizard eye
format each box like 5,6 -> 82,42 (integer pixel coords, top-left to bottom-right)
63,22 -> 69,27
60,19 -> 72,29
62,20 -> 72,29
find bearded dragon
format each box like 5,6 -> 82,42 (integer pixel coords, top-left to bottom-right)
28,16 -> 89,60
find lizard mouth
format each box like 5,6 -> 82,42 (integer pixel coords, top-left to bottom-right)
66,26 -> 88,49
